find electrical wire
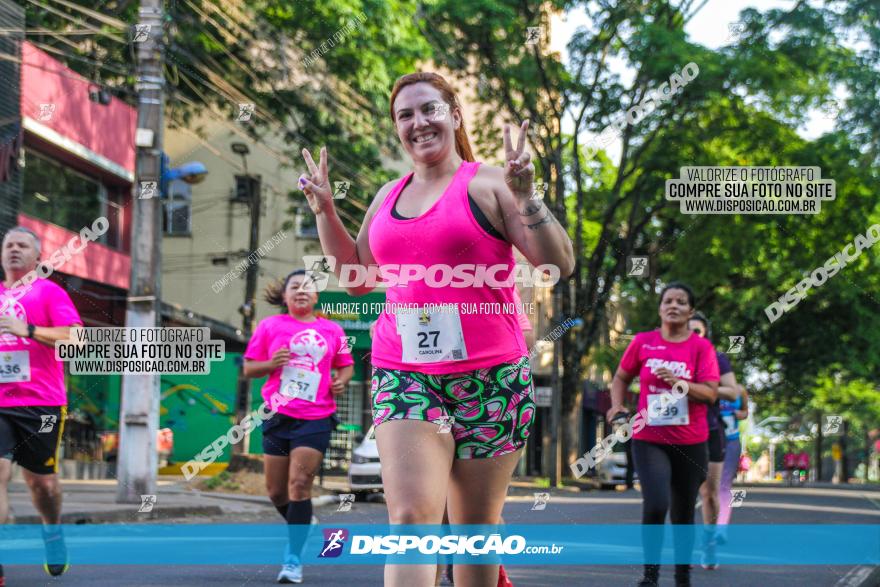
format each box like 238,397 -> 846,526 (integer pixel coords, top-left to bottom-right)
23,0 -> 126,44
45,0 -> 128,30
0,49 -> 135,97
27,40 -> 132,77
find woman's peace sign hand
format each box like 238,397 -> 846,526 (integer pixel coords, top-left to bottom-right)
503,120 -> 535,199
300,147 -> 333,215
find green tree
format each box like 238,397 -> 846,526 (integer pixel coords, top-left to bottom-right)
19,0 -> 431,223
421,0 -> 879,476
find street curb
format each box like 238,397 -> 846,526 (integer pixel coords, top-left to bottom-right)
13,505 -> 224,524
736,482 -> 880,493
182,489 -> 339,508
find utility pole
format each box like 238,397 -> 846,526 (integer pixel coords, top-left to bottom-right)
232,144 -> 259,455
117,0 -> 164,503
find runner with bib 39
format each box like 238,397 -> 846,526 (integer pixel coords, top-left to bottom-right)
607,282 -> 720,587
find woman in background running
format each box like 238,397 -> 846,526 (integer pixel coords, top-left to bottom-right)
607,282 -> 719,587
687,312 -> 742,569
716,384 -> 748,541
244,269 -> 354,584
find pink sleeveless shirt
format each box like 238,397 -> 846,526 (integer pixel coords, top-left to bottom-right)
368,161 -> 528,373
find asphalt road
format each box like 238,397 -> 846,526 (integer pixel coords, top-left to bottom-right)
4,485 -> 879,587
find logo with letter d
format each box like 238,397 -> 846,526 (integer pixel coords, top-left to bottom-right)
319,528 -> 348,558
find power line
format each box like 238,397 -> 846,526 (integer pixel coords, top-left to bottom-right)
170,53 -> 374,215
0,48 -> 135,97
44,0 -> 128,29
27,40 -> 132,77
167,86 -> 365,229
0,27 -> 100,35
171,63 -> 371,221
23,0 -> 126,44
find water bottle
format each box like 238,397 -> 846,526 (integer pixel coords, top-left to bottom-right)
610,411 -> 629,437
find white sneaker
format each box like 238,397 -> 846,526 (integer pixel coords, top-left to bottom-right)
277,561 -> 303,584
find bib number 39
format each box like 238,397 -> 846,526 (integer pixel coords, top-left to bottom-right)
647,393 -> 689,426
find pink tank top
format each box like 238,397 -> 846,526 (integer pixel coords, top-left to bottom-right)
368,161 -> 528,373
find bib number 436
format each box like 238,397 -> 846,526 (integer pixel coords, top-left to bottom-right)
0,351 -> 30,383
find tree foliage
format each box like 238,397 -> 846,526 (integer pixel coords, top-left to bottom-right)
19,0 -> 431,224
420,0 -> 879,469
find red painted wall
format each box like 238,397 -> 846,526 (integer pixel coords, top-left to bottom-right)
18,214 -> 131,290
20,42 -> 136,174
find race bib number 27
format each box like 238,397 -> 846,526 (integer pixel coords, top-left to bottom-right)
0,351 -> 30,383
396,309 -> 467,364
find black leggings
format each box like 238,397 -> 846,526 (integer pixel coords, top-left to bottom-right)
632,439 -> 708,569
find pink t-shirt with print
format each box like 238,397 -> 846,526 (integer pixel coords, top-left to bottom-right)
619,329 -> 720,445
244,314 -> 354,420
0,279 -> 82,407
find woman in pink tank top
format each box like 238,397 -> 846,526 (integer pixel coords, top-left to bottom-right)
298,71 -> 573,587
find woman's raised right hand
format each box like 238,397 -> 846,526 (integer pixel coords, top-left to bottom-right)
300,147 -> 334,215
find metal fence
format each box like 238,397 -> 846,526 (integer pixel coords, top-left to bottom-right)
323,380 -> 367,471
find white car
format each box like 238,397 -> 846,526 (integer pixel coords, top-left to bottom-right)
348,425 -> 382,491
595,444 -> 637,489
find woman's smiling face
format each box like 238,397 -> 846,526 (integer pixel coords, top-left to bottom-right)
284,274 -> 317,314
392,82 -> 460,164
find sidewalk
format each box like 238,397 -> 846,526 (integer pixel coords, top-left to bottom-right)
735,481 -> 880,492
6,478 -> 339,524
5,473 -> 595,524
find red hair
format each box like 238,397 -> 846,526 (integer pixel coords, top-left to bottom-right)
389,72 -> 475,163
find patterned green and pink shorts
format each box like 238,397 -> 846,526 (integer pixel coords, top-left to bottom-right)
370,356 -> 535,459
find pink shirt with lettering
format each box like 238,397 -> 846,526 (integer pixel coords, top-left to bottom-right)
619,329 -> 719,445
244,314 -> 354,420
0,278 -> 82,407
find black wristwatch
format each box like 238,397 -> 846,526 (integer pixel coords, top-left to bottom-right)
27,324 -> 36,339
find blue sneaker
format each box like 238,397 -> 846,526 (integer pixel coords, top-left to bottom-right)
701,539 -> 719,570
277,553 -> 303,584
42,526 -> 69,576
